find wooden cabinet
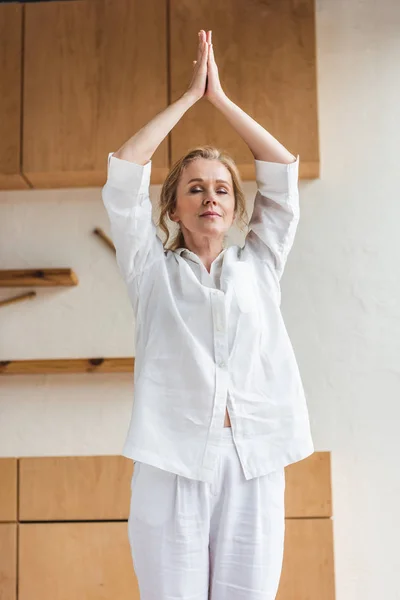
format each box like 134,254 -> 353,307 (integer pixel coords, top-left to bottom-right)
18,520 -> 334,600
14,453 -> 334,599
169,0 -> 319,179
1,0 -> 319,190
0,453 -> 335,599
23,0 -> 168,187
0,4 -> 28,190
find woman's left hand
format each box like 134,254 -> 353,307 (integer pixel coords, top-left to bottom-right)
204,30 -> 226,103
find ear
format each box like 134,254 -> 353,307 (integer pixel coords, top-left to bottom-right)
169,209 -> 180,224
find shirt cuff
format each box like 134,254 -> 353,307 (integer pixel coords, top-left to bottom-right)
106,152 -> 152,194
254,155 -> 299,196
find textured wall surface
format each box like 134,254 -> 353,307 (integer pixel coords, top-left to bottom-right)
1,1 -> 400,598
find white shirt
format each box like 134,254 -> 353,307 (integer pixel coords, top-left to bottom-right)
102,153 -> 314,483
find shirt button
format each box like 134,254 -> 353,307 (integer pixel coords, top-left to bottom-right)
218,360 -> 226,369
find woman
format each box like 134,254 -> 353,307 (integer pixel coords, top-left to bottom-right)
102,29 -> 314,600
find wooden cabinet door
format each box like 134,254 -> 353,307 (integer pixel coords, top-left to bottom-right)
19,456 -> 133,522
169,0 -> 319,179
23,0 -> 168,189
17,520 -> 334,600
0,4 -> 28,190
278,519 -> 336,600
19,522 -> 139,600
0,524 -> 17,600
285,451 -> 332,518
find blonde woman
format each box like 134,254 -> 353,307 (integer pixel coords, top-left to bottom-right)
102,29 -> 313,600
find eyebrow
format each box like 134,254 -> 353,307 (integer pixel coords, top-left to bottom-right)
187,178 -> 231,186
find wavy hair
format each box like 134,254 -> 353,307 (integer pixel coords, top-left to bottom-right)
158,146 -> 248,251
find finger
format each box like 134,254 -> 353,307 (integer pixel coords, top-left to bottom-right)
207,43 -> 213,65
200,41 -> 209,67
207,30 -> 212,44
210,43 -> 216,64
197,32 -> 202,63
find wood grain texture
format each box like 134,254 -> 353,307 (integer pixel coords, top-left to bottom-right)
0,269 -> 78,287
0,173 -> 29,191
18,452 -> 328,521
278,519 -> 335,600
23,0 -> 168,189
0,459 -> 18,522
0,358 -> 135,375
169,0 -> 319,179
0,291 -> 36,308
17,520 -> 334,600
19,522 -> 139,600
0,4 -> 27,190
19,456 -> 133,522
285,451 -> 332,518
0,524 -> 17,600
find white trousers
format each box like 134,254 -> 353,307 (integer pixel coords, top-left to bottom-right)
128,427 -> 286,600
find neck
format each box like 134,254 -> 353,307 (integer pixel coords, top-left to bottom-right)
182,232 -> 224,272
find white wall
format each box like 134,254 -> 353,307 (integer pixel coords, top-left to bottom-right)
1,0 -> 399,597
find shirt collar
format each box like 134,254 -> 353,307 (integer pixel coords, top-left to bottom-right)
175,247 -> 227,257
175,247 -> 227,264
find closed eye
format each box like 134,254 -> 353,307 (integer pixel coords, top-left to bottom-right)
190,188 -> 228,194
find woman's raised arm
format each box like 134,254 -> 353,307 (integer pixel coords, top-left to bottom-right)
205,32 -> 295,165
101,32 -> 210,286
204,32 -> 299,278
114,32 -> 209,165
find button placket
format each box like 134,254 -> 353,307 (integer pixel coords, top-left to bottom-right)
212,293 -> 229,413
201,290 -> 230,471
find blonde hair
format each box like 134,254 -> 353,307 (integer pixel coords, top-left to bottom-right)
158,146 -> 248,251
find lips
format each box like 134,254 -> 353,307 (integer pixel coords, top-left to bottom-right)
200,211 -> 221,217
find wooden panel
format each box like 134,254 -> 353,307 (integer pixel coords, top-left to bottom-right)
278,519 -> 335,600
17,520 -> 333,600
19,456 -> 133,521
0,4 -> 28,191
18,452 -> 328,521
285,452 -> 332,518
170,0 -> 319,179
23,0 -> 168,189
19,522 -> 139,600
0,358 -> 135,375
0,269 -> 78,287
0,459 -> 18,522
0,524 -> 17,600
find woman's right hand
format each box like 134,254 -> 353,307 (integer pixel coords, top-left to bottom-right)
186,30 -> 209,103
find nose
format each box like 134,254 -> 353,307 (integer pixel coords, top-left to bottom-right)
203,194 -> 218,206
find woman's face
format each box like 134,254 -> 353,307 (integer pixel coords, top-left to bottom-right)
171,158 -> 236,242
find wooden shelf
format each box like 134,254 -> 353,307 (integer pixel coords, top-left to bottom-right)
0,358 -> 135,375
0,269 -> 78,287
